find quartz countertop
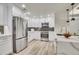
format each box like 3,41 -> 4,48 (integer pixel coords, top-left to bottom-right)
57,34 -> 79,36
0,34 -> 11,37
57,36 -> 79,43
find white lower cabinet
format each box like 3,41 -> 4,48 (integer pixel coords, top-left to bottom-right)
0,35 -> 12,55
28,31 -> 41,42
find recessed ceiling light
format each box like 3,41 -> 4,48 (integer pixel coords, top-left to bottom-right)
22,4 -> 26,8
48,14 -> 50,16
40,16 -> 43,18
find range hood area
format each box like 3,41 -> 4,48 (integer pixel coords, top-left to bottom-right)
27,14 -> 55,42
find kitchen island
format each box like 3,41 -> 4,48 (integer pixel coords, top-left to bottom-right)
56,36 -> 79,55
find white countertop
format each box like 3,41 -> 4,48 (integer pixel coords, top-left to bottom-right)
57,36 -> 79,43
0,34 -> 11,37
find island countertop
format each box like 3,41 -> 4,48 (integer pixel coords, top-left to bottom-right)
57,36 -> 79,43
57,34 -> 79,36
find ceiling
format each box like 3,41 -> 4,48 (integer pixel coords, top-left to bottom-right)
14,3 -> 78,17
14,3 -> 79,27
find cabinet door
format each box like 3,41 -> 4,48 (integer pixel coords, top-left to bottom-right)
34,32 -> 41,40
0,5 -> 4,25
0,36 -> 12,55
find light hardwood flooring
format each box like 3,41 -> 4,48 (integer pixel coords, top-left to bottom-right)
17,40 -> 55,55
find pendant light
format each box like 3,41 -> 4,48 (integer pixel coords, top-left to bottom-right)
71,3 -> 75,21
66,9 -> 70,23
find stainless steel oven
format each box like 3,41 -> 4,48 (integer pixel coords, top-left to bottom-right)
41,31 -> 49,38
41,23 -> 49,41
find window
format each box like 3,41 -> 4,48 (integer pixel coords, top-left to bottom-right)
0,25 -> 4,34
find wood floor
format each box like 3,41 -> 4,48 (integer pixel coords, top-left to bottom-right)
17,40 -> 55,55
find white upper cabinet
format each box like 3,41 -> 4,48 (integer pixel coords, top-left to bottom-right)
28,14 -> 55,27
0,4 -> 4,25
28,18 -> 41,27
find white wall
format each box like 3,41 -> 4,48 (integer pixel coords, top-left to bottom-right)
55,12 -> 68,34
55,13 -> 79,35
0,4 -> 13,54
55,8 -> 79,35
0,4 -> 12,34
0,4 -> 4,25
